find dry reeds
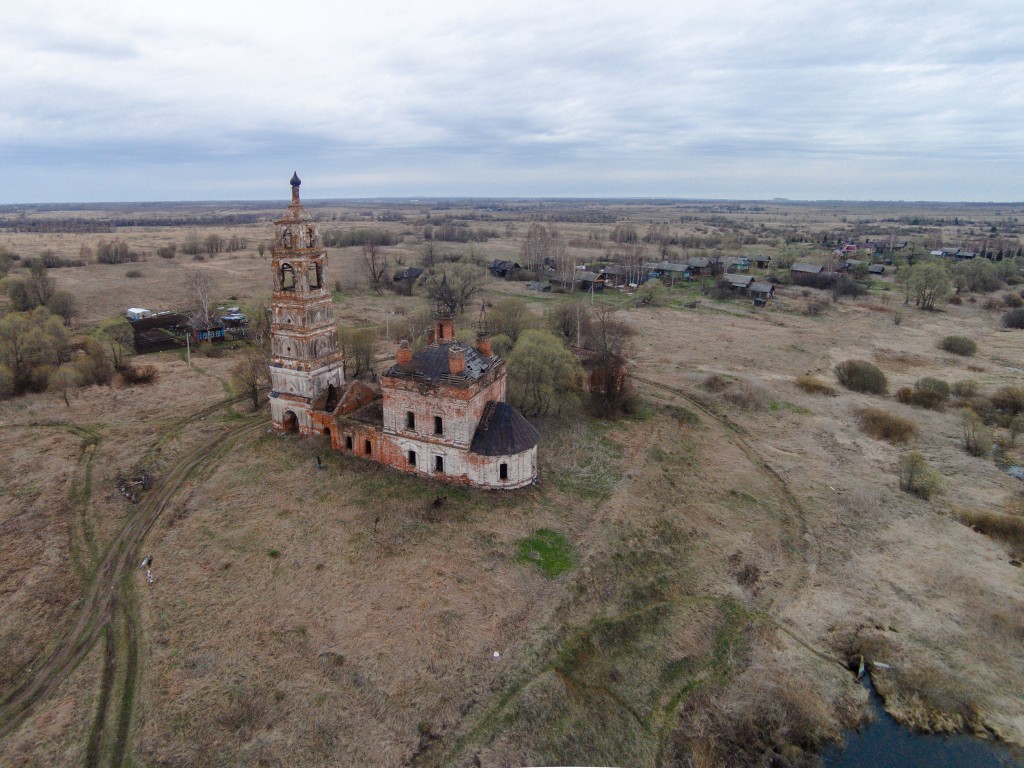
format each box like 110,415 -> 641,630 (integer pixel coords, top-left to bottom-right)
859,408 -> 917,444
794,375 -> 836,396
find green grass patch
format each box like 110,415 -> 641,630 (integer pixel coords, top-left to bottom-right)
516,528 -> 575,578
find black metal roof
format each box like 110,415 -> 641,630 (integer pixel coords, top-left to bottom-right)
469,401 -> 540,456
384,341 -> 493,384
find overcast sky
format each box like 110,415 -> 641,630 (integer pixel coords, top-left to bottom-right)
2,0 -> 1022,203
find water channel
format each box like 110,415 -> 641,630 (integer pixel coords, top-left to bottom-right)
821,676 -> 1023,767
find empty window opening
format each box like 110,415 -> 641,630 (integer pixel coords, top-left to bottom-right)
499,463 -> 508,480
407,450 -> 417,466
434,416 -> 443,435
434,455 -> 444,473
280,263 -> 295,290
308,264 -> 321,289
345,435 -> 353,450
406,411 -> 415,430
364,439 -> 372,455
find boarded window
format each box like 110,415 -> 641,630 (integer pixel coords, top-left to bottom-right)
434,416 -> 443,435
499,463 -> 508,480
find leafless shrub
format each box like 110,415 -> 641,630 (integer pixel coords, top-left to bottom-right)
119,363 -> 157,385
722,381 -> 770,411
961,409 -> 992,456
898,452 -> 940,500
703,373 -> 733,393
803,299 -> 829,316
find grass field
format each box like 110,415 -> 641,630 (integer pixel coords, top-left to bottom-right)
2,198 -> 1024,766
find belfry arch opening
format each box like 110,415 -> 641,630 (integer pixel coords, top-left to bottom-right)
280,263 -> 295,290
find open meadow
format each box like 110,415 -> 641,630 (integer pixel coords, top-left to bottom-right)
2,198 -> 1023,766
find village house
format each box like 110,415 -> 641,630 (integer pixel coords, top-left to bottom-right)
749,281 -> 775,304
790,261 -> 825,286
269,174 -> 539,489
644,261 -> 691,283
723,256 -> 750,273
489,259 -> 522,278
722,273 -> 754,292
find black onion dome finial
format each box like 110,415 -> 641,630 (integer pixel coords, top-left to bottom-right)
290,172 -> 301,188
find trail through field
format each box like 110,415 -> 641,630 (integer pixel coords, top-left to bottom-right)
424,375 -> 832,768
0,405 -> 266,767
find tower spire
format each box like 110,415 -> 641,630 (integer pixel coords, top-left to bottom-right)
290,171 -> 301,204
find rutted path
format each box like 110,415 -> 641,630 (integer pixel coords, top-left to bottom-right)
424,376 -> 828,767
0,407 -> 266,765
633,373 -> 819,595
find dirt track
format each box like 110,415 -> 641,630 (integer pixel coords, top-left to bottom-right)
0,408 -> 266,765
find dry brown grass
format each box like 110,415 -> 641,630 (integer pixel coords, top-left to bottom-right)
958,509 -> 1024,553
794,375 -> 836,396
858,408 -> 917,443
5,199 -> 1024,764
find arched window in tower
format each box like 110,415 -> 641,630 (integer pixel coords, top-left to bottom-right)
308,264 -> 321,289
306,225 -> 317,248
281,263 -> 295,290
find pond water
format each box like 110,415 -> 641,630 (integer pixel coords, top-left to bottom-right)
821,676 -> 1023,768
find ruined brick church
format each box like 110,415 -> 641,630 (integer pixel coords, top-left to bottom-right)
268,174 -> 539,489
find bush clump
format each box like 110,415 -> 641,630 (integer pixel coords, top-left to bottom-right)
961,409 -> 992,457
1003,308 -> 1024,329
895,378 -> 950,411
992,386 -> 1024,417
958,510 -> 1024,553
794,375 -> 836,396
951,379 -> 979,399
898,452 -> 941,500
722,381 -> 770,410
835,360 -> 887,395
119,363 -> 157,385
703,374 -> 733,393
859,408 -> 917,443
939,335 -> 977,356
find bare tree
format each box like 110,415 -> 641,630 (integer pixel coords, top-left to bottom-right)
247,303 -> 272,352
232,348 -> 270,411
426,264 -> 486,314
521,223 -> 552,272
184,270 -> 218,330
584,306 -> 635,417
100,317 -> 135,371
363,241 -> 388,293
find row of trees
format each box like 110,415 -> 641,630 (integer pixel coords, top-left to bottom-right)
0,307 -> 139,403
1,260 -> 78,323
